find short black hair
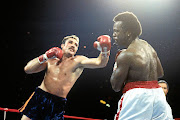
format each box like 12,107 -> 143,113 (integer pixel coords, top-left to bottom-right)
113,11 -> 142,37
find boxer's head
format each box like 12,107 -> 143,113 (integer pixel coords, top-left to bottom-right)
113,12 -> 142,47
61,35 -> 79,57
158,80 -> 169,96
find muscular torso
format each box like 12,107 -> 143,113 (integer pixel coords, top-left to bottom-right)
39,56 -> 84,98
125,39 -> 158,83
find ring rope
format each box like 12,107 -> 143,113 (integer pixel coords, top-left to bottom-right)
0,107 -> 20,113
0,107 -> 104,120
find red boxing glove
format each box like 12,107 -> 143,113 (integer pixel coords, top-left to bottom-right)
38,47 -> 63,64
94,35 -> 111,56
97,35 -> 111,52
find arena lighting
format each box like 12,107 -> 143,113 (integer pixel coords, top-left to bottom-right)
106,104 -> 110,107
100,100 -> 106,104
100,100 -> 110,107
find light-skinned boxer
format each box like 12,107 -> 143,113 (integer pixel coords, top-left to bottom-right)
110,12 -> 173,120
20,35 -> 111,120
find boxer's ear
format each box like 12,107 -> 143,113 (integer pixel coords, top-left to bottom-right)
125,31 -> 131,37
61,44 -> 65,49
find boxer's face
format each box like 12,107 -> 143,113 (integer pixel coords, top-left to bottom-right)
158,83 -> 168,96
113,21 -> 127,46
61,38 -> 79,56
113,21 -> 129,46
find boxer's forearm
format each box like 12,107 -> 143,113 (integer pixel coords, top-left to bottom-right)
97,51 -> 110,67
80,51 -> 110,69
24,57 -> 46,74
110,70 -> 122,92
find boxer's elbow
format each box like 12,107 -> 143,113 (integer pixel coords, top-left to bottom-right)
158,71 -> 164,78
110,79 -> 121,92
24,65 -> 33,74
24,62 -> 35,74
112,85 -> 120,92
158,68 -> 164,78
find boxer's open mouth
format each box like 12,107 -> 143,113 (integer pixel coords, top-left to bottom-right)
69,47 -> 75,52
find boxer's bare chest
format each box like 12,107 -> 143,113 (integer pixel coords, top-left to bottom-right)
47,57 -> 78,78
41,57 -> 83,97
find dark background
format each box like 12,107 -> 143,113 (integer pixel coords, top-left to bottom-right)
1,0 -> 180,119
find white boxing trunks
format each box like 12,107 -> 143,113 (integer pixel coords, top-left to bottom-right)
114,80 -> 173,120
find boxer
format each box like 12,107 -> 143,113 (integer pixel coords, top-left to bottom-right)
20,35 -> 111,120
110,12 -> 173,120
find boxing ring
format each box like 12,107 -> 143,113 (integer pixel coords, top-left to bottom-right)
0,107 -> 104,120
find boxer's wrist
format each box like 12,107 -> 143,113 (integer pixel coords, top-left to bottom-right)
38,54 -> 48,64
101,50 -> 110,57
38,47 -> 63,64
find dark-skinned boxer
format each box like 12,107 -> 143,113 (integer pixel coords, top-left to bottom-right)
110,12 -> 173,120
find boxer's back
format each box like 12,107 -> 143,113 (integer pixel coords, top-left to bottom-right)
126,39 -> 158,83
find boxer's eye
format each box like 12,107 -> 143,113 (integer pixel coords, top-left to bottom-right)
69,41 -> 73,44
75,43 -> 78,47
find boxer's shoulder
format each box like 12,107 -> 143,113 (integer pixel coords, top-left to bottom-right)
75,55 -> 88,59
116,50 -> 134,66
117,49 -> 134,60
73,55 -> 88,62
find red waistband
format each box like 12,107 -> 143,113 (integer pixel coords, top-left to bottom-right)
122,80 -> 160,93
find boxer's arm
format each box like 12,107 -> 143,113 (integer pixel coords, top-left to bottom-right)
79,35 -> 111,68
24,47 -> 63,74
157,56 -> 164,78
80,52 -> 110,69
110,52 -> 130,92
24,57 -> 47,74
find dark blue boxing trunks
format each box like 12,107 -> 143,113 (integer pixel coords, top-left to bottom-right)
19,87 -> 67,120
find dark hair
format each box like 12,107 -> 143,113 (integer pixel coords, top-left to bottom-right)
113,11 -> 142,37
62,35 -> 79,44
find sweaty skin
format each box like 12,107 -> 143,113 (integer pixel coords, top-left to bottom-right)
110,21 -> 163,92
40,55 -> 101,98
111,39 -> 164,92
24,38 -> 110,98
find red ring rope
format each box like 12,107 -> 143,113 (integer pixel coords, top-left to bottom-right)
0,107 -> 19,113
64,115 -> 103,120
0,107 -> 103,120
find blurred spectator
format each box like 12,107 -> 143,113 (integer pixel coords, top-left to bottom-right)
158,80 -> 173,119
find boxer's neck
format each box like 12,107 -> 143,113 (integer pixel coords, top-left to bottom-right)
125,37 -> 139,48
62,53 -> 74,61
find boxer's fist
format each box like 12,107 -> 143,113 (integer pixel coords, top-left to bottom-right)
45,47 -> 63,59
97,35 -> 111,52
93,35 -> 111,56
38,47 -> 63,64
